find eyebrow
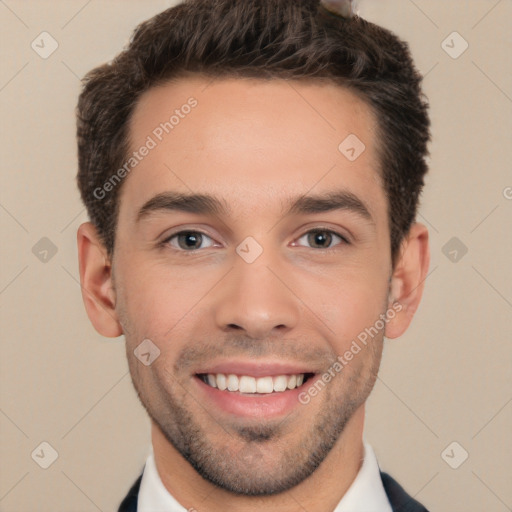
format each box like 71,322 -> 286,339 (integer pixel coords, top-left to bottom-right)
136,190 -> 374,224
284,191 -> 374,223
136,192 -> 228,222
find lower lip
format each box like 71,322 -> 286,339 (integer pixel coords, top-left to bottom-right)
194,375 -> 315,419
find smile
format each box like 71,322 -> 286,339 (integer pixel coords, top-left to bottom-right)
193,361 -> 320,417
197,373 -> 315,394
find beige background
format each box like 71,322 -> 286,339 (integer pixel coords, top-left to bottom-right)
1,1 -> 511,510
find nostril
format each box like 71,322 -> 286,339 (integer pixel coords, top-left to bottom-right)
226,324 -> 243,330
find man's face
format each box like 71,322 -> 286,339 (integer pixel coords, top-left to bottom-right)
112,76 -> 393,494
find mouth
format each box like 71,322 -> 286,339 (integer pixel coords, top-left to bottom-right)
192,361 -> 320,418
196,372 -> 316,395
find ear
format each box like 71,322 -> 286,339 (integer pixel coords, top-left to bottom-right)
77,222 -> 123,338
384,222 -> 430,339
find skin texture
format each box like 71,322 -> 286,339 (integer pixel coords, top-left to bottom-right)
77,76 -> 430,512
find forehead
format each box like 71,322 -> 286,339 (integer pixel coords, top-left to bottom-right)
121,75 -> 384,220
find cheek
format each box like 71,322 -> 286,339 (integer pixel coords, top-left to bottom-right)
311,271 -> 389,349
115,262 -> 173,336
116,258 -> 216,345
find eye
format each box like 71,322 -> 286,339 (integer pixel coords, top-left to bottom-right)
295,229 -> 349,249
164,231 -> 216,251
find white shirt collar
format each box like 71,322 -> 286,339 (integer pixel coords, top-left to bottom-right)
333,442 -> 393,512
138,442 -> 392,512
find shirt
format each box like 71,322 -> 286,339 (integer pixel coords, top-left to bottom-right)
138,441 -> 393,512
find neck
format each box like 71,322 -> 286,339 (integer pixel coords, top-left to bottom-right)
151,406 -> 365,512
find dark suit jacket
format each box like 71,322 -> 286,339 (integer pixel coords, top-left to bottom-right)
118,469 -> 429,511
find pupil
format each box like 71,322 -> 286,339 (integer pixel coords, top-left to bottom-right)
310,231 -> 331,248
179,232 -> 201,249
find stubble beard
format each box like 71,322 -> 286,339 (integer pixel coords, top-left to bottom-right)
126,336 -> 383,496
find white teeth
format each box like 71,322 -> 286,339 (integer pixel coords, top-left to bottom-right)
202,373 -> 307,394
227,374 -> 239,391
216,373 -> 227,391
273,375 -> 288,392
207,374 -> 217,388
239,376 -> 257,393
256,376 -> 274,394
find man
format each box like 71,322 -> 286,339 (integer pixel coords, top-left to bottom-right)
76,0 -> 431,510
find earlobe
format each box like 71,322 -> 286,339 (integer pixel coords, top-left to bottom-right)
384,223 -> 430,339
77,222 -> 123,338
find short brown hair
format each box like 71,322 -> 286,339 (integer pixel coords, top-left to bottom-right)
76,0 -> 430,265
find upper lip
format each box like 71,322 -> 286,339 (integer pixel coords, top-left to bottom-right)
194,360 -> 316,378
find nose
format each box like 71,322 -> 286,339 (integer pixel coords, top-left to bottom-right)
212,255 -> 301,339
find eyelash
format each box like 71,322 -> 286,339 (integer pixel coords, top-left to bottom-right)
160,228 -> 350,252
